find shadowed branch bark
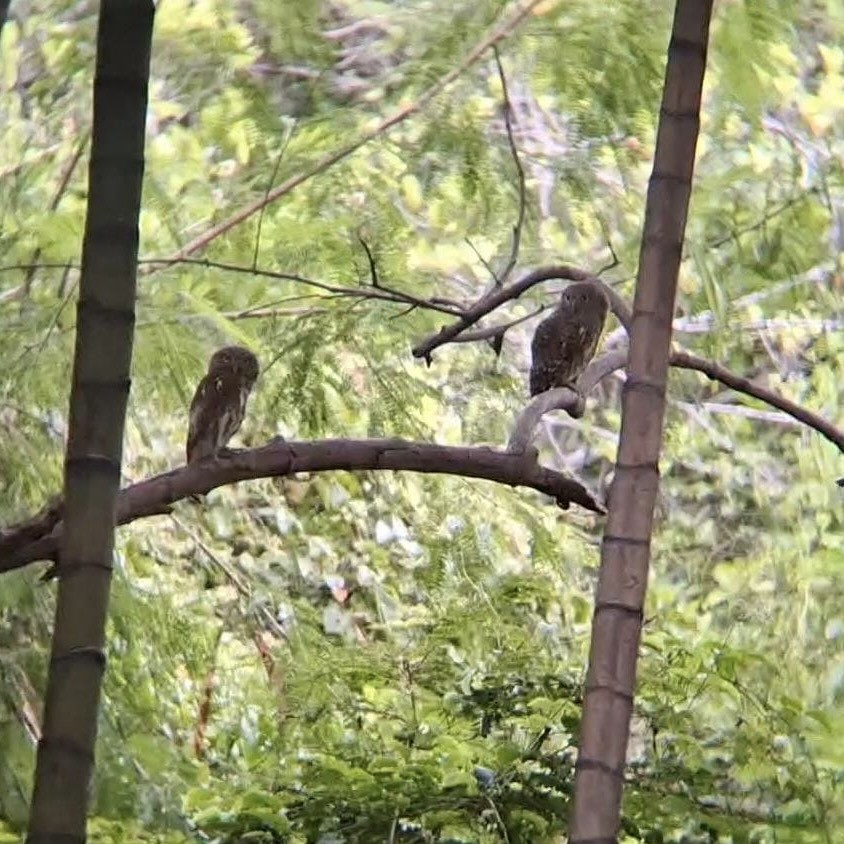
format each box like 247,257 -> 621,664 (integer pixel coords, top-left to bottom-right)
569,2 -> 714,841
26,2 -> 154,840
0,438 -> 604,576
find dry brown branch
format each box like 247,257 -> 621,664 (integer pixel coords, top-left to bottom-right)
1,437 -> 604,576
411,266 -> 628,362
149,0 -> 545,269
142,257 -> 466,317
670,349 -> 844,451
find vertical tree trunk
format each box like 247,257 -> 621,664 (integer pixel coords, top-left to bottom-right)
26,2 -> 154,840
569,1 -> 714,840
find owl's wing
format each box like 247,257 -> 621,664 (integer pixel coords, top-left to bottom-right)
578,321 -> 602,365
529,313 -> 560,396
186,375 -> 219,463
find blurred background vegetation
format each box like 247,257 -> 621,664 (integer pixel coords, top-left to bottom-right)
1,0 -> 843,841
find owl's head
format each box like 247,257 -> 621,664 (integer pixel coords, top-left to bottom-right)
559,281 -> 609,314
208,345 -> 260,385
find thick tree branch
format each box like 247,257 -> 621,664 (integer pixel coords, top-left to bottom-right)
1,437 -> 604,576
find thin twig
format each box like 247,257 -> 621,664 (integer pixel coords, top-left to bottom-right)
357,236 -> 380,287
485,796 -> 512,844
448,307 -> 545,344
253,125 -> 296,270
142,257 -> 465,317
595,240 -> 620,276
674,400 -> 803,429
493,45 -> 526,286
148,0 -> 546,271
464,237 -> 498,282
605,313 -> 844,346
705,187 -> 821,252
22,132 -> 89,297
170,511 -> 287,640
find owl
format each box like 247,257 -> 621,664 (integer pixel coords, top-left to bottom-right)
529,281 -> 609,397
186,345 -> 260,464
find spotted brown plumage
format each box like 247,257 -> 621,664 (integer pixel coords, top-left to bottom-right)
529,281 -> 609,397
186,345 -> 260,464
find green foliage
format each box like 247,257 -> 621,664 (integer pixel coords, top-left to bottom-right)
1,0 -> 843,841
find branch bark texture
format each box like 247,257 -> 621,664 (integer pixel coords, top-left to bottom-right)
1,438 -> 604,576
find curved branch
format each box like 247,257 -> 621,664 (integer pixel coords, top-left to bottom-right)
412,266 -> 591,361
1,437 -> 605,576
507,350 -> 629,452
670,350 -> 844,452
411,267 -> 630,362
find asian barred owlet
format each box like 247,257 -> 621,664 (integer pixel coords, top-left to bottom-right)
529,281 -> 609,397
186,345 -> 260,464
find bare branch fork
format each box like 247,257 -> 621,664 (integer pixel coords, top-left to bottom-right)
0,438 -> 604,576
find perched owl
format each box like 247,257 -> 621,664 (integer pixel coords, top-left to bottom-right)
186,345 -> 260,464
529,281 -> 609,397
